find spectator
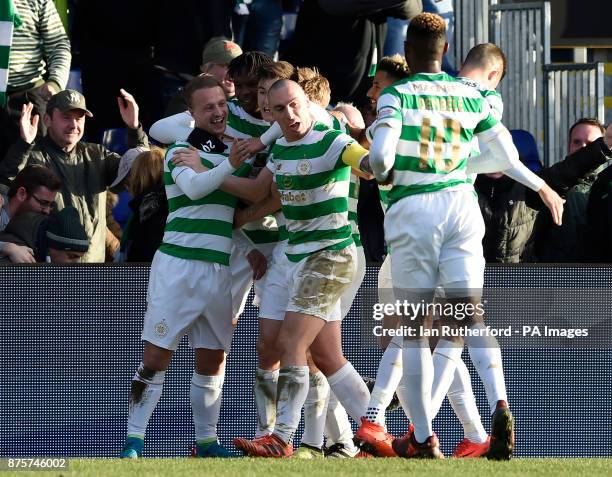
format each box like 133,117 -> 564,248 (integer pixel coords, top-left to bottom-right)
0,164 -> 61,262
384,0 -> 454,72
163,37 -> 243,117
150,0 -> 233,121
585,156 -> 612,262
478,126 -> 612,263
535,119 -> 612,262
117,147 -> 168,262
0,88 -> 148,262
285,0 -> 421,104
105,192 -> 122,262
233,0 -> 283,58
0,0 -> 71,159
0,205 -> 88,263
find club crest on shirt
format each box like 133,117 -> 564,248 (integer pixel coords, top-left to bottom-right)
297,159 -> 311,175
154,320 -> 169,338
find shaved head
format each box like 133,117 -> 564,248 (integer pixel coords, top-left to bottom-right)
268,80 -> 312,141
268,79 -> 303,97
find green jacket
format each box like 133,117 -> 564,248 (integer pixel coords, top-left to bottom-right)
535,138 -> 612,262
476,138 -> 612,263
0,127 -> 147,262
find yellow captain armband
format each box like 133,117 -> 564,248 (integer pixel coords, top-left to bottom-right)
341,142 -> 369,169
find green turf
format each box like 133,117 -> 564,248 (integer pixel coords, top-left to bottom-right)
2,458 -> 611,477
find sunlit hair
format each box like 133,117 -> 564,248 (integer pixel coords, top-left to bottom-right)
129,147 -> 165,197
377,54 -> 410,81
184,75 -> 226,108
463,43 -> 507,81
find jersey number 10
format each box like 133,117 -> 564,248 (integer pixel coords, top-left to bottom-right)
418,117 -> 462,173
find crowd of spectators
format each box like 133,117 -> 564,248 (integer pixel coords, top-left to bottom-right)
0,0 -> 610,265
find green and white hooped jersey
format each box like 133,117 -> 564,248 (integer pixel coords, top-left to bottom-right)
376,72 -> 500,207
160,141 -> 252,265
226,99 -> 270,140
457,77 -> 504,122
348,174 -> 361,247
225,99 -> 285,246
378,183 -> 392,214
267,123 -> 355,262
312,119 -> 362,247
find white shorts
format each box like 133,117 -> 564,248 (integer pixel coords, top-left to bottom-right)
230,242 -> 276,319
258,241 -> 291,321
384,189 -> 485,298
340,245 -> 366,318
377,252 -> 395,305
287,244 -> 356,322
142,251 -> 234,352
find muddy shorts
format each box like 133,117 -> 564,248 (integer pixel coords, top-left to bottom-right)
286,244 -> 356,321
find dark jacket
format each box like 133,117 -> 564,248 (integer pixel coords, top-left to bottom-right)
476,138 -> 612,263
0,127 -> 148,262
585,163 -> 612,262
285,0 -> 421,104
0,212 -> 49,263
535,138 -> 612,262
123,182 -> 168,262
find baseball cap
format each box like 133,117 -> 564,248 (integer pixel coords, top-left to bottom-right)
201,37 -> 242,66
110,147 -> 149,189
46,89 -> 93,117
46,206 -> 89,252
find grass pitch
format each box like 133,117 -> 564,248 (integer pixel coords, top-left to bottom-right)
2,458 -> 611,477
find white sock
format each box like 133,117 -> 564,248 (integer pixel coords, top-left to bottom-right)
274,366 -> 309,444
465,324 -> 508,414
301,371 -> 330,449
126,363 -> 166,438
365,344 -> 402,426
395,376 -> 411,421
190,372 -> 224,442
254,368 -> 279,437
402,340 -> 433,443
447,359 -> 488,443
325,392 -> 357,451
430,339 -> 464,419
326,361 -> 370,422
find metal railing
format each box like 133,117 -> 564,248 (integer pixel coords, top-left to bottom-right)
453,0 -> 498,70
490,2 -> 551,162
544,63 -> 605,165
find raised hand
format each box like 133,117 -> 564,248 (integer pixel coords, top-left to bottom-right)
117,88 -> 139,129
19,103 -> 39,144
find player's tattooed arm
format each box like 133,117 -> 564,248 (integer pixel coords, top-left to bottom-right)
359,155 -> 373,175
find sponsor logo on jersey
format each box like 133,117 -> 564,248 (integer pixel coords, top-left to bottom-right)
281,190 -> 307,203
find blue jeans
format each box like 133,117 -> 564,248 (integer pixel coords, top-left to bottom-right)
235,0 -> 283,58
384,0 -> 456,73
